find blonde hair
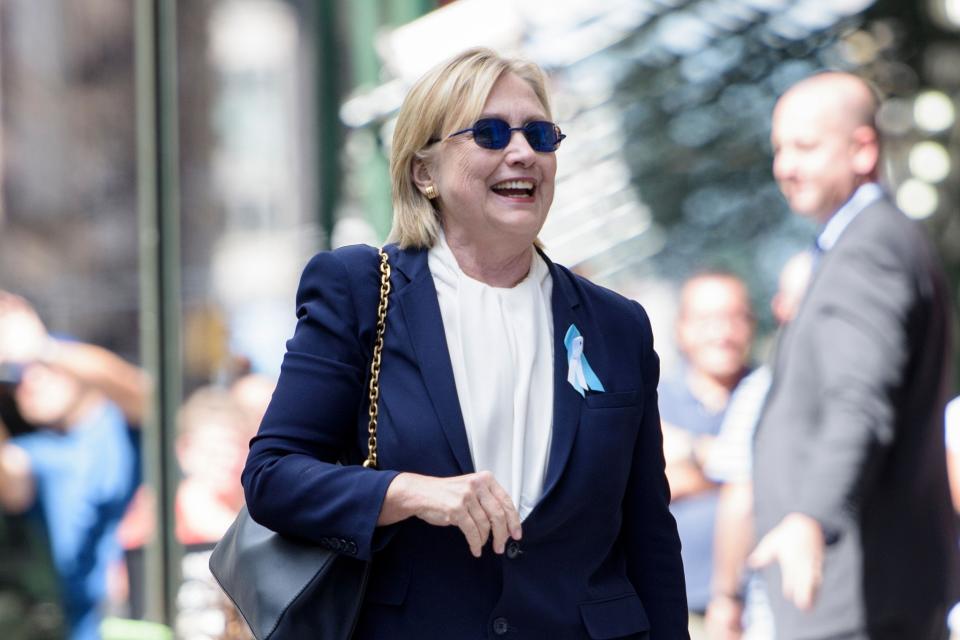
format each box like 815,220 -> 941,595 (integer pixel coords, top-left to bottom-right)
388,47 -> 554,249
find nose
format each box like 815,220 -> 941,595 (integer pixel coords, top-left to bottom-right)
773,148 -> 794,181
699,313 -> 752,341
504,130 -> 536,166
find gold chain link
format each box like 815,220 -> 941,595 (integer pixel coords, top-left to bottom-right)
362,248 -> 391,469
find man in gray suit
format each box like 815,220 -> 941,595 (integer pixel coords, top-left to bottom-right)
749,72 -> 957,639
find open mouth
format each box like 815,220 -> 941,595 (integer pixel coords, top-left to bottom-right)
491,179 -> 536,198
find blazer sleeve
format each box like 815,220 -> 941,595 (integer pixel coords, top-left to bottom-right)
795,237 -> 913,534
241,249 -> 400,561
621,301 -> 690,639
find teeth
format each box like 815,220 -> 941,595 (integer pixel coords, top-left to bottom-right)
492,179 -> 534,191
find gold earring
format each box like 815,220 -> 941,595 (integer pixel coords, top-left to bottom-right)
425,185 -> 438,200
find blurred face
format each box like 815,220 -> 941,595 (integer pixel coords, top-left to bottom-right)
230,374 -> 274,429
677,276 -> 753,386
177,419 -> 249,500
771,94 -> 863,223
14,363 -> 84,429
427,72 -> 556,246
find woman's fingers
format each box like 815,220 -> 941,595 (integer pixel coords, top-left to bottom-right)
485,479 -> 522,541
477,484 -> 509,554
399,471 -> 522,557
461,494 -> 489,558
463,472 -> 522,555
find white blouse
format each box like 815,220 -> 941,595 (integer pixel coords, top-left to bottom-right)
428,233 -> 555,520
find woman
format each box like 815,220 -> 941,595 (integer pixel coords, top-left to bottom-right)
242,48 -> 688,639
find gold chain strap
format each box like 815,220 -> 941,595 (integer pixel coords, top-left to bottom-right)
362,248 -> 391,469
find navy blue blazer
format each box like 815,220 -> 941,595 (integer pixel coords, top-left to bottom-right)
242,243 -> 688,639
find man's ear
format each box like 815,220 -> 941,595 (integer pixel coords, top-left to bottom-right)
851,125 -> 880,177
411,156 -> 435,194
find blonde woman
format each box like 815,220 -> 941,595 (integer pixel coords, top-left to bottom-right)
243,48 -> 687,639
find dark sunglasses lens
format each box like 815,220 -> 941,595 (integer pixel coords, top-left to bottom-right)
523,122 -> 558,151
473,119 -> 510,149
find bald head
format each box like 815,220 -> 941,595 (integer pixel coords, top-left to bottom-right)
779,72 -> 878,132
771,72 -> 881,223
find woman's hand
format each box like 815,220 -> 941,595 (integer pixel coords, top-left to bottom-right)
378,471 -> 522,558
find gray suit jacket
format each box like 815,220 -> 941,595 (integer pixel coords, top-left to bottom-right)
753,196 -> 957,639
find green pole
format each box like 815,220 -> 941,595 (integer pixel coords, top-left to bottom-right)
135,0 -> 182,627
308,0 -> 343,249
346,0 -> 394,241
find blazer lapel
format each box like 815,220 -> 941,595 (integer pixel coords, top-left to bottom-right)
390,246 -> 475,475
539,253 -> 583,501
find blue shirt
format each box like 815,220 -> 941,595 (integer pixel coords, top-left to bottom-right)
659,374 -> 730,612
14,402 -> 140,640
816,182 -> 884,253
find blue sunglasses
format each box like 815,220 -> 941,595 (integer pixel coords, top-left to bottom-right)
446,118 -> 566,152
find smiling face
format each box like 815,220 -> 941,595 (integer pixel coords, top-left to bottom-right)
677,275 -> 753,388
772,102 -> 859,222
770,75 -> 879,223
417,72 -> 557,249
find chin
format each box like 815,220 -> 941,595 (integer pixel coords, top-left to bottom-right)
784,193 -> 810,211
493,214 -> 546,239
784,190 -> 828,215
705,361 -> 745,380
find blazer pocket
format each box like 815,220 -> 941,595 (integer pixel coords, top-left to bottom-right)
583,389 -> 640,410
579,593 -> 650,639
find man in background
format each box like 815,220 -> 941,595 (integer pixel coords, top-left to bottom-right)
750,72 -> 956,639
660,271 -> 754,639
0,292 -> 148,640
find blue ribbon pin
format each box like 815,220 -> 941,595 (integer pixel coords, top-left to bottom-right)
564,324 -> 605,397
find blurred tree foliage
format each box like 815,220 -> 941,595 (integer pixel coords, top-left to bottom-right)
612,0 -> 960,361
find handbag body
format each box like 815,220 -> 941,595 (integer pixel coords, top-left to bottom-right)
210,247 -> 391,640
210,506 -> 370,640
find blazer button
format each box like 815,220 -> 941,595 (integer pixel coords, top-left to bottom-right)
505,540 -> 521,560
492,617 -> 509,635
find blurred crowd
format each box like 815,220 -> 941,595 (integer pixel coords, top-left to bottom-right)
0,291 -> 273,640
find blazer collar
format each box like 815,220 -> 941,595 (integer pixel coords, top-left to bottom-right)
387,243 -> 427,286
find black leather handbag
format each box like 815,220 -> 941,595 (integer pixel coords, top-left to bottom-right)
210,248 -> 392,640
